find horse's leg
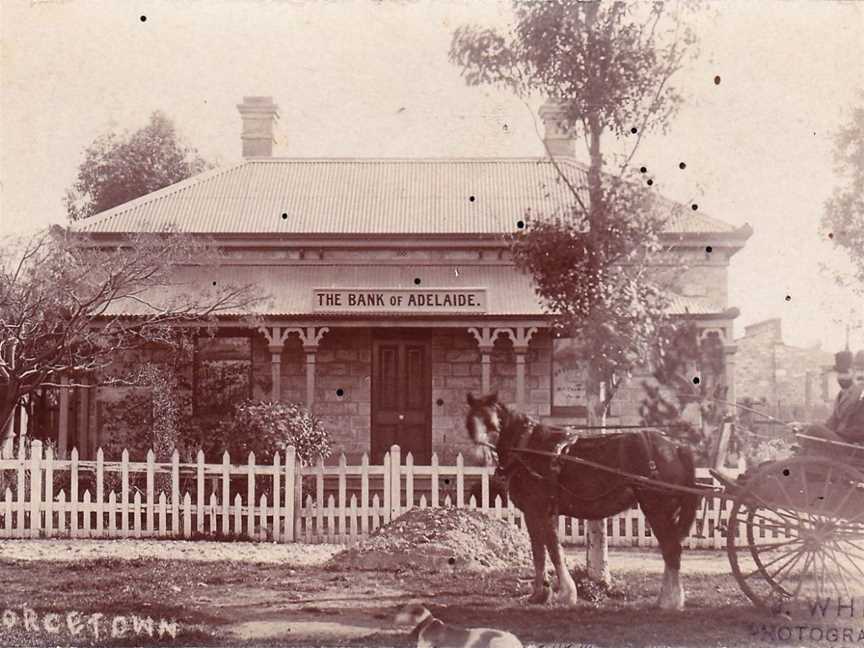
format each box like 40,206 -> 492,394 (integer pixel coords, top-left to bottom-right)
644,504 -> 685,611
543,514 -> 578,606
524,510 -> 551,604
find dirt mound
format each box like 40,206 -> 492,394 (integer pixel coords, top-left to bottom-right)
327,508 -> 531,573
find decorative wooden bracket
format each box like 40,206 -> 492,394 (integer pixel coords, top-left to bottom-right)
468,327 -> 505,394
282,327 -> 330,407
468,327 -> 538,399
698,327 -> 726,342
467,326 -> 503,350
258,326 -> 294,350
500,326 -> 538,353
258,326 -> 329,403
284,326 -> 330,348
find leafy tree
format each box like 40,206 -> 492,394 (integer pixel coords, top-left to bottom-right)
0,226 -> 264,452
64,111 -> 211,222
822,93 -> 864,289
451,0 -> 697,583
639,322 -> 727,465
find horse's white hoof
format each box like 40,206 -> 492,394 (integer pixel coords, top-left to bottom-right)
657,569 -> 684,611
556,590 -> 579,607
525,587 -> 552,605
657,588 -> 685,611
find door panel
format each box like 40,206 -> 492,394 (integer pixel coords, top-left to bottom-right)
371,335 -> 432,464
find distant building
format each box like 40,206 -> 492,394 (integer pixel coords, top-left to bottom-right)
735,318 -> 839,422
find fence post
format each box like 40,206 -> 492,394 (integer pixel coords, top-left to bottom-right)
404,452 -> 414,512
337,453 -> 347,539
389,444 -> 401,520
431,452 -> 439,508
315,457 -> 324,536
146,450 -> 155,536
95,448 -> 104,536
121,449 -> 130,537
247,451 -> 256,540
45,445 -> 54,538
15,439 -> 25,534
70,448 -> 79,538
382,450 -> 391,524
455,452 -> 464,508
272,451 -> 281,541
221,451 -> 230,536
196,450 -> 205,535
171,450 -> 180,537
29,439 -> 43,538
360,452 -> 369,536
284,446 -> 296,542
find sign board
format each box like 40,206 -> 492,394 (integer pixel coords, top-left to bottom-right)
313,288 -> 487,313
551,337 -> 587,415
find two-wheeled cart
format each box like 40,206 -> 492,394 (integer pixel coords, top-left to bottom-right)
712,432 -> 864,609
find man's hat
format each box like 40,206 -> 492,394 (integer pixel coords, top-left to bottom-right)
836,350 -> 854,373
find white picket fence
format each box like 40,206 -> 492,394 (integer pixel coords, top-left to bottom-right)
0,440 -> 752,548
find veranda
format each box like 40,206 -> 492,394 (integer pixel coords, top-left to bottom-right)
0,440 -> 751,548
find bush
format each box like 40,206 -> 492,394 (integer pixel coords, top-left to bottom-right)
216,400 -> 332,466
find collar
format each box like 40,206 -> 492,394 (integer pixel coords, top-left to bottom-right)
496,419 -> 535,473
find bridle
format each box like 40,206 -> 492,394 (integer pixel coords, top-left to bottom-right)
471,403 -> 547,483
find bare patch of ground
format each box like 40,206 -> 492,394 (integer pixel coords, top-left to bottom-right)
0,538 -> 340,565
0,556 -> 794,647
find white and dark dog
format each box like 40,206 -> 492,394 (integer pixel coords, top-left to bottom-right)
395,603 -> 523,648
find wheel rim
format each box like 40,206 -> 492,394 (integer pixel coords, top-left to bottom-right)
726,457 -> 864,609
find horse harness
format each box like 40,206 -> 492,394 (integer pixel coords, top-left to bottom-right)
494,418 -> 662,505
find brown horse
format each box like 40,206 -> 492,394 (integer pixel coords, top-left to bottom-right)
465,392 -> 699,610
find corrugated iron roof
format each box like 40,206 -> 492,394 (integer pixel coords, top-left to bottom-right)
74,158 -> 741,236
100,264 -> 724,318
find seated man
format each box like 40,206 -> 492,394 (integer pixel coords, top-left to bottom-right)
803,367 -> 864,444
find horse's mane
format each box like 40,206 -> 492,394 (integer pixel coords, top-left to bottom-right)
496,402 -> 566,450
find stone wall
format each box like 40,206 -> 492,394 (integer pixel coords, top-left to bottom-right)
256,326 -> 704,463
252,327 -> 557,464
88,320 -> 722,464
735,318 -> 837,419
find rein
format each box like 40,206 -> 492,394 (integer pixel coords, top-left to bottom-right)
509,446 -> 723,499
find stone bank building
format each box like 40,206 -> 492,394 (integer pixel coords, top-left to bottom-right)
63,97 -> 751,464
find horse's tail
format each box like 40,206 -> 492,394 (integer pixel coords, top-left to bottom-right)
674,445 -> 700,542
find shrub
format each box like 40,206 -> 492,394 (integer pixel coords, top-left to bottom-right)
216,400 -> 332,466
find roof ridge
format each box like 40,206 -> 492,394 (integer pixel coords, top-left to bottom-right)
242,155 -> 589,166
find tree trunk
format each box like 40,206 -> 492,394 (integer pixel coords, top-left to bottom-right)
584,3 -> 609,584
585,381 -> 611,585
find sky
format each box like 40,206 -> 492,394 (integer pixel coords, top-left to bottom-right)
2,0 -> 863,350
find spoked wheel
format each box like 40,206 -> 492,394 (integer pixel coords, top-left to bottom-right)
726,456 -> 864,609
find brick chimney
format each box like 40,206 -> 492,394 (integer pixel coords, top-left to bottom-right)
237,96 -> 279,157
538,100 -> 575,157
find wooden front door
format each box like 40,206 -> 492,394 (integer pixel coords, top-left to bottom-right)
371,334 -> 432,464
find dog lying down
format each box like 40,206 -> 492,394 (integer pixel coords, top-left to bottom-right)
395,603 -> 523,648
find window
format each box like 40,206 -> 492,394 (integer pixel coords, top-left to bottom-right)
550,337 -> 587,417
194,335 -> 253,419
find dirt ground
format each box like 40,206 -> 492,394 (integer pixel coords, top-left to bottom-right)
0,539 -> 840,648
